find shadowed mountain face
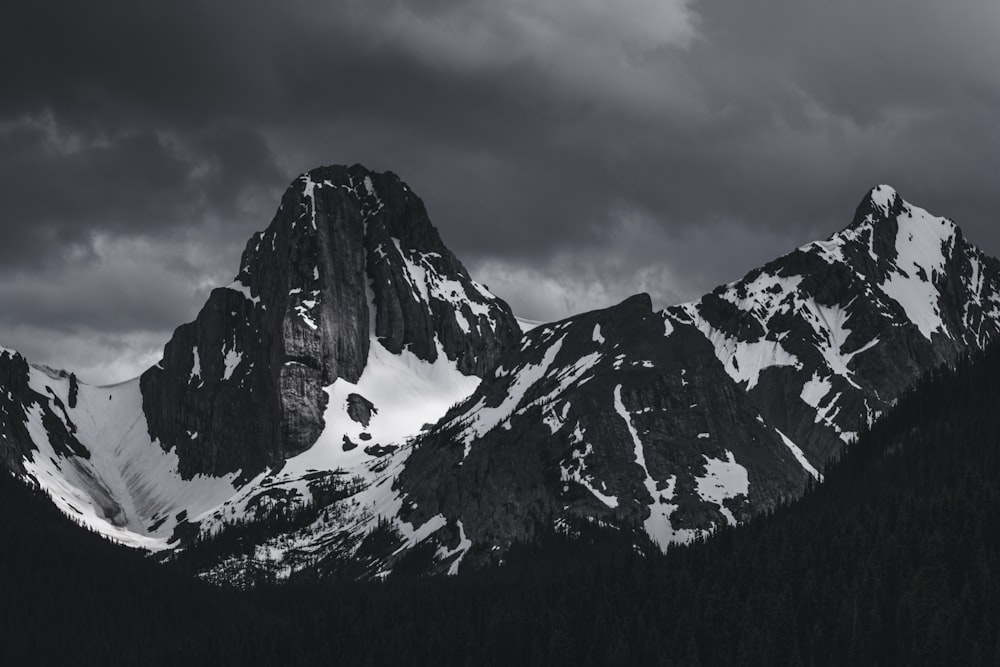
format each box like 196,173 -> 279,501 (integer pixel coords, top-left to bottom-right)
2,173 -> 999,581
396,294 -> 809,566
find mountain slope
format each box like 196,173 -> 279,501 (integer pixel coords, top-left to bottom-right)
396,293 -> 809,564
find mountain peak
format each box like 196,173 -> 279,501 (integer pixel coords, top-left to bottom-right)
850,184 -> 957,239
614,292 -> 654,312
866,184 -> 899,218
140,165 -> 521,479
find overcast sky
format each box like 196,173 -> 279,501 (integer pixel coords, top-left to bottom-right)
2,0 -> 999,384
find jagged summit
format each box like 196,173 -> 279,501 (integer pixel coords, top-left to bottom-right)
828,184 -> 964,280
670,185 -> 1000,468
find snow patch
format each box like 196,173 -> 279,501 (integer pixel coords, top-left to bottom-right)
560,442 -> 619,509
614,384 -> 699,548
286,338 -> 481,478
695,451 -> 749,526
775,428 -> 820,479
190,347 -> 201,383
222,348 -> 242,381
20,373 -> 241,551
880,201 -> 956,340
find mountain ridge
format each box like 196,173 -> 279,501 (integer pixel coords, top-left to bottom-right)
2,168 -> 998,581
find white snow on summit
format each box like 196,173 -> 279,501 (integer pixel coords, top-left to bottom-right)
880,201 -> 956,339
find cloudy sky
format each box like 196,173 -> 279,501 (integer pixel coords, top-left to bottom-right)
2,0 -> 999,383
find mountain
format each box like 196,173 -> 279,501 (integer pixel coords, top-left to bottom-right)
8,329 -> 1000,666
0,164 -> 520,552
2,170 -> 998,582
142,164 -> 520,481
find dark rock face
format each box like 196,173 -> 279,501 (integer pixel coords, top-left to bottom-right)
346,394 -> 376,427
0,351 -> 40,473
141,165 -> 520,480
395,294 -> 809,565
0,350 -> 89,474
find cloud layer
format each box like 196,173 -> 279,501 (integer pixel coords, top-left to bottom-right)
2,0 -> 998,382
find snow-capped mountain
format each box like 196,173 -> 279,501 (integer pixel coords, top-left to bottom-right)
671,185 -> 1000,467
2,171 -> 998,581
142,164 -> 520,481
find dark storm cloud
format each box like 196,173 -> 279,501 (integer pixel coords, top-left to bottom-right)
0,116 -> 284,265
1,0 -> 999,381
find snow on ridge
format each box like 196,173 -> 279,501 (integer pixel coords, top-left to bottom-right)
677,186 -> 969,397
516,317 -> 545,332
700,325 -> 801,391
457,336 -> 566,458
390,238 -> 501,332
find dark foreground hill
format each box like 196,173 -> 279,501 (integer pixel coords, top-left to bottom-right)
6,338 -> 1000,665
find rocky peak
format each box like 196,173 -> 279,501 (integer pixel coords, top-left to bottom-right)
672,185 -> 1000,469
141,164 -> 521,480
